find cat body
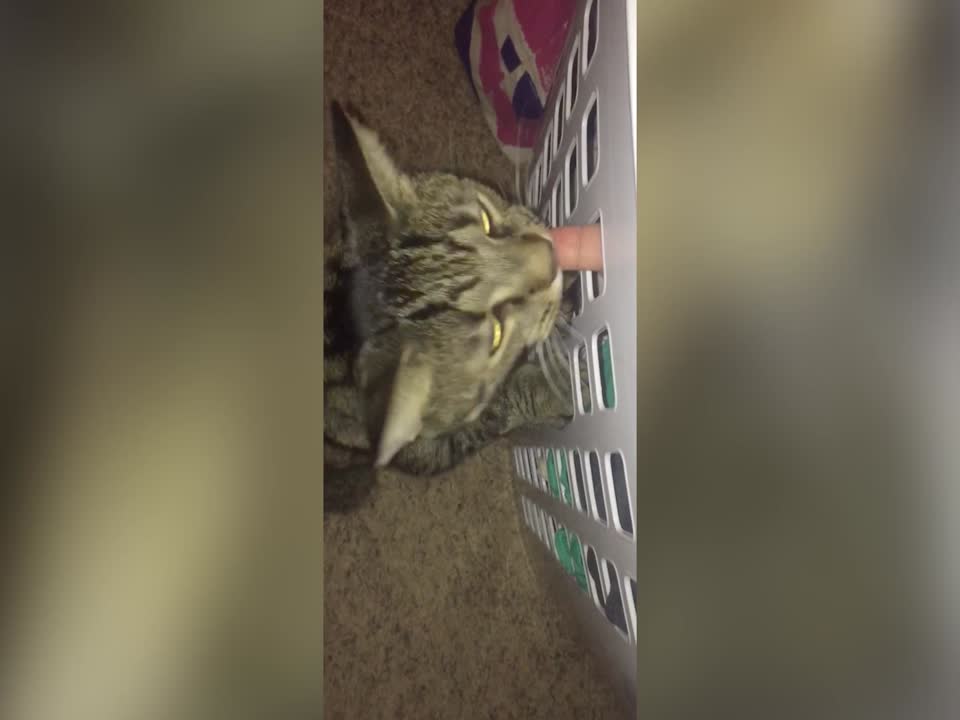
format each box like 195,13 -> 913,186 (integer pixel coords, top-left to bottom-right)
323,103 -> 575,512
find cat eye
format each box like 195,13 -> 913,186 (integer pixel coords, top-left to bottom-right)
489,301 -> 511,353
491,316 -> 503,352
480,207 -> 491,235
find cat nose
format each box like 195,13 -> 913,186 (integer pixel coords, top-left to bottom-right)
519,232 -> 558,286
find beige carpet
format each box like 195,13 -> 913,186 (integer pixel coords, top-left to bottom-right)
323,1 -> 622,718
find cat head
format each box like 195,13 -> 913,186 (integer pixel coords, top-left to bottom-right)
331,102 -> 563,467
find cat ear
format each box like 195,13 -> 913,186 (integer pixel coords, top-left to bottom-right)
330,101 -> 413,227
362,344 -> 433,467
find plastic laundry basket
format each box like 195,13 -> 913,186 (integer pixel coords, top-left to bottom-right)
512,0 -> 637,714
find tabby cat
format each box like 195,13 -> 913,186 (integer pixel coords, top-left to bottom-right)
324,102 -> 578,512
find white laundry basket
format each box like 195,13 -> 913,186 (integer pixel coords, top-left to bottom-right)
512,0 -> 637,713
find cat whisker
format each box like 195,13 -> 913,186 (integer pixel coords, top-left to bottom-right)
495,178 -> 513,205
555,316 -> 587,345
536,341 -> 566,403
552,333 -> 574,400
547,332 -> 572,390
543,327 -> 562,369
513,162 -> 522,206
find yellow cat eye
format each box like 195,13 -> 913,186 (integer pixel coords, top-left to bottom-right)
491,316 -> 503,351
480,208 -> 491,235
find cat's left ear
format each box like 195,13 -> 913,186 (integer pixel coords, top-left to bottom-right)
330,101 -> 414,227
360,344 -> 433,467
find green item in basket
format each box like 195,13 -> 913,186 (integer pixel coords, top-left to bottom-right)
554,527 -> 573,574
598,330 -> 616,409
546,451 -> 561,497
557,451 -> 572,505
567,534 -> 589,592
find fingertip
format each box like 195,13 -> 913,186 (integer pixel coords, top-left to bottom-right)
549,224 -> 604,271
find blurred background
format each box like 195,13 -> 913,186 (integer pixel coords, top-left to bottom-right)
2,3 -> 327,719
634,1 -> 960,718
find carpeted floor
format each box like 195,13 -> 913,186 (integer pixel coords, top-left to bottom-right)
322,2 -> 622,718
